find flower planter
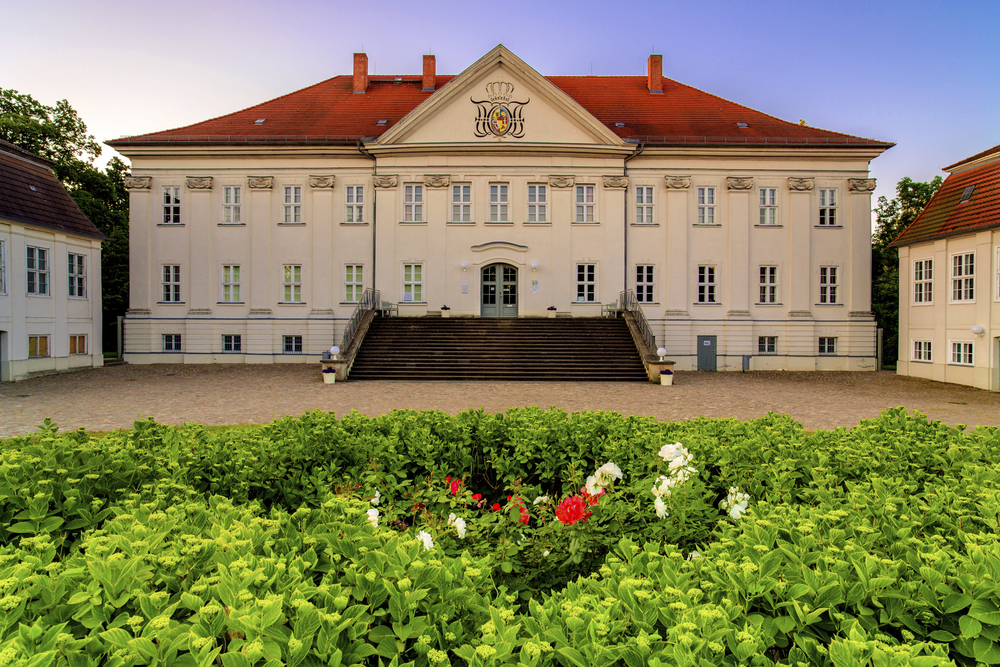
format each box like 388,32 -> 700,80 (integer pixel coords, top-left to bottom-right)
547,310 -> 557,319
441,310 -> 450,318
323,373 -> 336,384
660,374 -> 673,386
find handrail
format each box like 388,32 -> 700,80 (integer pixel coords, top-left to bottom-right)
340,288 -> 380,351
619,289 -> 655,352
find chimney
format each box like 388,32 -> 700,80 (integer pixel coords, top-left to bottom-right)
422,54 -> 436,91
353,52 -> 368,94
647,54 -> 663,94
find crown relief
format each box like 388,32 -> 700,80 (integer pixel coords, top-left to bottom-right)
484,81 -> 515,104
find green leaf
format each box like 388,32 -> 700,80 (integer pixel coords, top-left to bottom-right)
943,593 -> 973,614
961,615 -> 983,638
970,599 -> 1000,626
100,628 -> 132,649
928,630 -> 956,641
774,616 -> 797,634
220,653 -> 252,667
975,638 -> 1000,664
556,647 -> 588,667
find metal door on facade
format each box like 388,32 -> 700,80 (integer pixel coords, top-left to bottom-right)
481,264 -> 518,317
697,335 -> 717,371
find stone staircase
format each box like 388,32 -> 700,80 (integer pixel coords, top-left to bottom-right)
348,316 -> 648,381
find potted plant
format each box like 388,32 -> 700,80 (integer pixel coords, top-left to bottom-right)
660,368 -> 674,386
441,305 -> 451,318
547,306 -> 557,319
322,366 -> 337,384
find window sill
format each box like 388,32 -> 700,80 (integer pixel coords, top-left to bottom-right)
485,222 -> 514,225
912,302 -> 934,306
948,363 -> 975,368
910,359 -> 933,364
636,302 -> 660,306
631,223 -> 660,227
26,293 -> 52,297
948,300 -> 977,305
754,302 -> 784,306
693,302 -> 722,306
815,225 -> 843,229
217,302 -> 245,305
571,301 -> 599,305
218,223 -> 246,227
523,222 -> 551,226
571,222 -> 600,225
68,296 -> 89,301
157,223 -> 184,227
340,222 -> 369,226
339,302 -> 361,306
399,301 -> 427,305
447,221 -> 476,225
400,221 -> 427,225
157,301 -> 186,305
277,302 -> 307,306
277,223 -> 306,227
814,303 -> 843,307
754,224 -> 783,228
692,224 -> 722,228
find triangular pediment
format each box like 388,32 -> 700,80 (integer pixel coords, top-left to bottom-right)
376,45 -> 626,147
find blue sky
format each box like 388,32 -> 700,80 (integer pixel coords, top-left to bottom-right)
4,0 -> 998,224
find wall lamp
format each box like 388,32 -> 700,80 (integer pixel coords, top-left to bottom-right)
971,324 -> 985,336
461,262 -> 468,272
657,347 -> 667,362
531,262 -> 539,272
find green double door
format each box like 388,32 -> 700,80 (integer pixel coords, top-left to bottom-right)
481,263 -> 518,317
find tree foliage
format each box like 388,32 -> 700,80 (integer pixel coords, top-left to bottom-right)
871,176 -> 943,367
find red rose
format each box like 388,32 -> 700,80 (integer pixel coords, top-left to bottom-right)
445,476 -> 451,482
450,479 -> 461,495
555,496 -> 591,526
472,493 -> 482,501
492,503 -> 501,511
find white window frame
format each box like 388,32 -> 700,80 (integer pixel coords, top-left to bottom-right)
818,337 -> 837,355
697,265 -> 717,303
26,245 -> 50,296
403,263 -> 423,302
636,265 -> 654,303
221,265 -> 241,303
222,186 -> 241,224
575,185 -> 595,223
912,340 -> 932,362
283,186 -> 302,224
450,184 -> 471,223
162,186 -> 181,224
162,334 -> 182,352
489,184 -> 509,223
996,247 -> 1000,302
0,239 -> 6,294
345,264 -> 364,303
819,266 -> 839,304
758,336 -> 777,355
635,186 -> 654,224
818,189 -> 837,226
404,185 -> 423,222
68,252 -> 87,298
282,264 -> 302,303
759,188 -> 777,225
222,334 -> 242,354
345,185 -> 364,223
28,334 -> 50,358
697,187 -> 716,225
950,340 -> 974,366
527,184 -> 547,223
913,258 -> 933,304
283,335 -> 303,354
758,266 -> 778,304
576,263 -> 596,302
162,265 -> 181,303
951,252 -> 975,302
69,334 -> 87,355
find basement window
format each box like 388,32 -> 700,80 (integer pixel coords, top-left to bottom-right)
253,119 -> 266,125
960,185 -> 975,203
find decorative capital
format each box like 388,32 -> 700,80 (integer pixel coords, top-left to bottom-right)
424,174 -> 451,188
308,175 -> 336,188
123,176 -> 151,190
849,178 -> 877,193
247,176 -> 273,190
603,175 -> 629,189
186,176 -> 213,190
373,175 -> 398,189
727,177 -> 753,191
548,175 -> 575,189
788,177 -> 815,191
664,176 -> 691,190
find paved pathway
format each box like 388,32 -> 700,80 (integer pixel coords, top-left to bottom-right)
1,365 -> 998,438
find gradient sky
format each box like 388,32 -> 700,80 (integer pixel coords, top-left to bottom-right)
4,0 -> 998,227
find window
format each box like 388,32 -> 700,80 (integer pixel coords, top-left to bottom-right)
162,265 -> 181,302
163,334 -> 182,352
697,187 -> 715,225
951,341 -> 973,366
575,186 -> 594,223
283,335 -> 303,353
26,246 -> 49,295
221,265 -> 240,302
283,186 -> 302,223
951,253 -> 975,301
28,335 -> 49,358
345,185 -> 364,223
527,185 -> 547,222
758,266 -> 778,304
68,253 -> 86,298
489,184 -> 508,222
0,239 -> 5,294
636,265 -> 654,303
223,186 -> 241,223
576,264 -> 596,302
451,185 -> 471,223
819,189 -> 837,225
913,259 -> 933,303
758,336 -> 777,355
345,264 -> 364,302
403,263 -> 422,302
162,186 -> 180,224
697,266 -> 717,303
818,337 -> 837,355
960,185 -> 975,203
912,340 -> 932,362
997,248 -> 1000,301
223,335 -> 242,353
819,267 -> 839,304
635,186 -> 654,224
282,264 -> 302,302
404,185 -> 423,222
69,334 -> 87,355
759,188 -> 777,225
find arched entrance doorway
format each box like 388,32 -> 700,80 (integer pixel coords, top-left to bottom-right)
481,263 -> 518,317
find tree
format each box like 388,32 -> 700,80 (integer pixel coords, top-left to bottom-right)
871,176 -> 942,367
1,89 -> 129,353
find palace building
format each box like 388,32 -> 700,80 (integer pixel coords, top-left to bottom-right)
109,45 -> 891,372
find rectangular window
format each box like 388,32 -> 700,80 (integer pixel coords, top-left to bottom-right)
527,185 -> 547,222
222,186 -> 241,224
282,264 -> 302,302
223,334 -> 242,353
576,264 -> 596,302
283,335 -> 303,353
758,266 -> 778,304
913,259 -> 933,303
345,185 -> 364,223
345,264 -> 364,302
759,188 -> 777,225
697,266 -> 717,303
489,184 -> 508,222
758,336 -> 777,355
636,265 -> 654,303
951,341 -> 973,365
819,189 -> 837,225
404,185 -> 423,222
162,186 -> 181,224
283,186 -> 302,223
575,185 -> 594,223
68,253 -> 86,298
26,246 -> 49,295
0,239 -> 6,294
162,265 -> 181,302
951,252 -> 975,301
697,187 -> 716,225
69,334 -> 87,355
450,184 -> 471,222
635,186 -> 654,224
28,335 -> 49,358
912,340 -> 932,362
819,337 -> 837,355
221,265 -> 241,302
819,266 -> 839,304
403,263 -> 423,302
163,334 -> 182,352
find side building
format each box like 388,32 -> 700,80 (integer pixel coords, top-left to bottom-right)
0,139 -> 105,381
109,46 -> 891,371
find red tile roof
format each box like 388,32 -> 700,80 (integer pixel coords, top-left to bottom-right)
108,74 -> 891,149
